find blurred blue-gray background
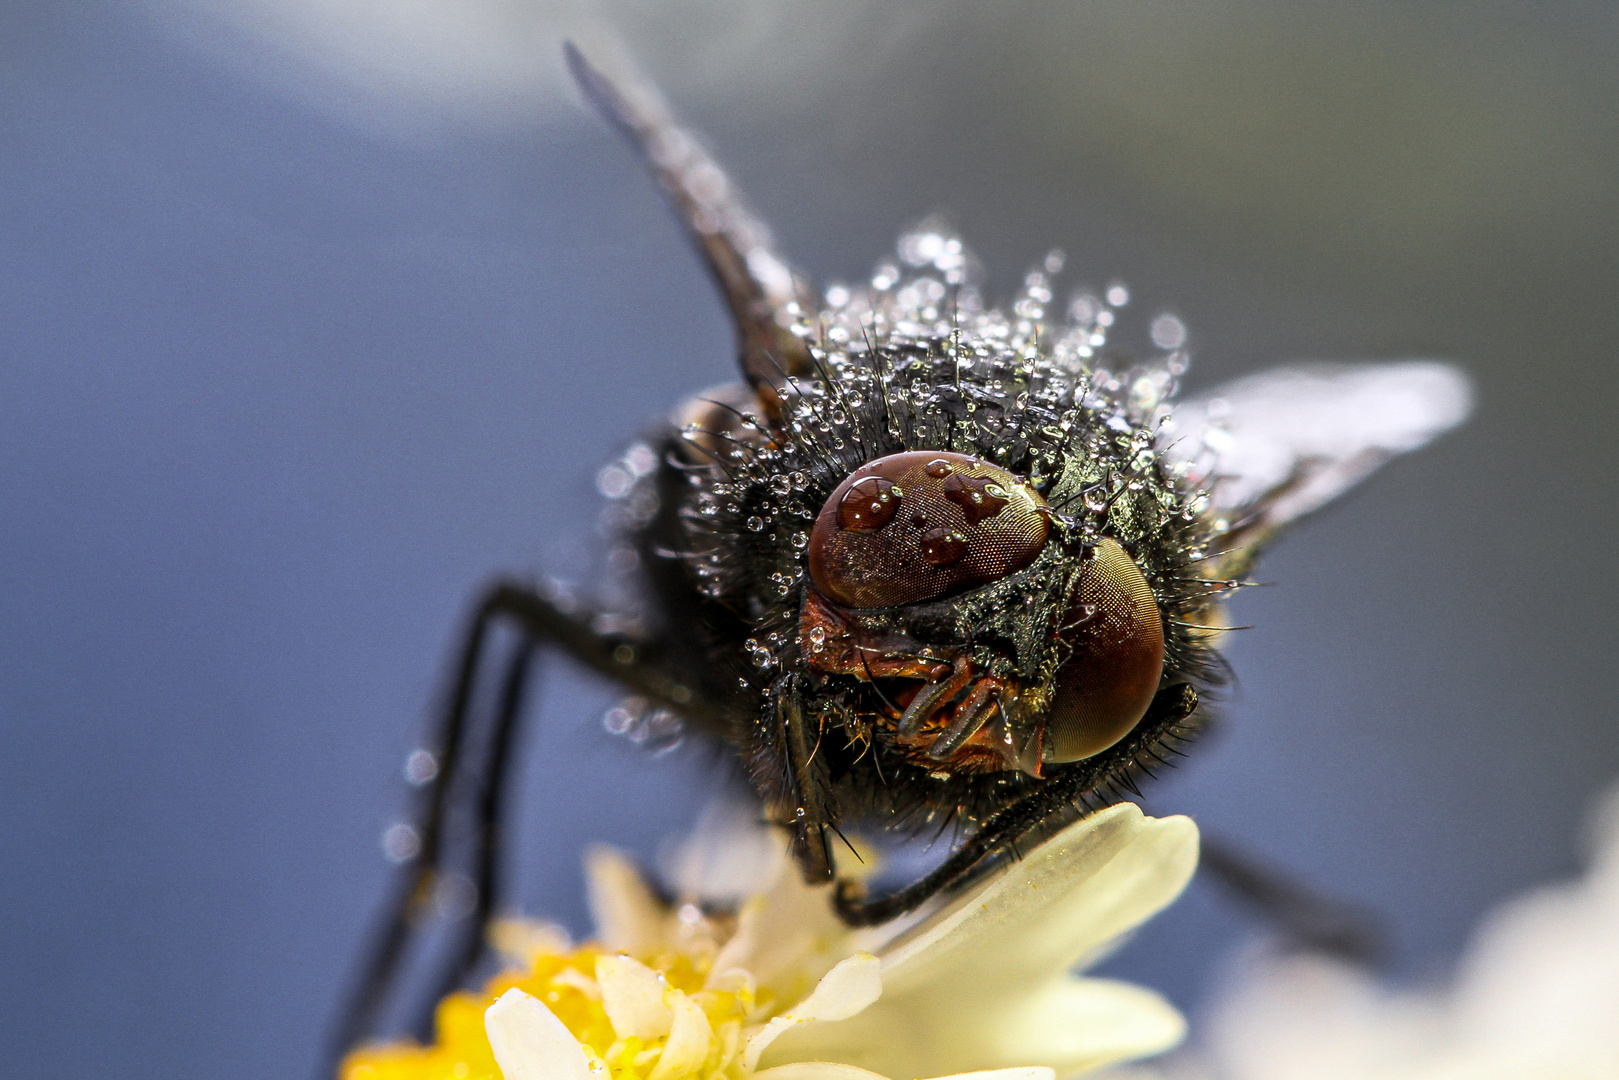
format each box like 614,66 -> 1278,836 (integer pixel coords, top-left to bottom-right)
3,3 -> 1617,1077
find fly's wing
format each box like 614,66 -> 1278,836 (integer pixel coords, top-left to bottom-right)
1160,360 -> 1473,578
564,43 -> 817,423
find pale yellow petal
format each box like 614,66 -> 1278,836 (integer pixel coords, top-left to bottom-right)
768,807 -> 1195,1079
731,864 -> 855,1004
983,977 -> 1185,1071
877,804 -> 1199,995
755,1064 -> 890,1080
784,951 -> 883,1023
585,845 -> 669,954
756,1061 -> 1059,1080
489,919 -> 571,966
745,952 -> 882,1070
596,954 -> 674,1039
707,892 -> 766,990
648,991 -> 713,1080
484,988 -> 593,1080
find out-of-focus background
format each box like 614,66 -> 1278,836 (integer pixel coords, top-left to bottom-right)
3,2 -> 1616,1077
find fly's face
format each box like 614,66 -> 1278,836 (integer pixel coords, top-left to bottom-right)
800,448 -> 1068,775
798,451 -> 1164,776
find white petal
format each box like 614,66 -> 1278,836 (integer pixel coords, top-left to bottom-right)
876,804 -> 1199,995
986,977 -> 1185,1070
659,794 -> 786,905
768,977 -> 1180,1079
585,845 -> 669,954
785,951 -> 884,1023
707,893 -> 766,990
755,1064 -> 1058,1080
484,988 -> 593,1080
721,855 -> 854,999
745,953 -> 882,1071
755,1064 -> 891,1080
489,920 -> 571,965
770,807 -> 1196,1079
596,954 -> 674,1039
647,991 -> 713,1080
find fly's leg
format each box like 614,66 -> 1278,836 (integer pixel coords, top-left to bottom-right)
895,657 -> 972,736
774,677 -> 835,882
322,579 -> 718,1076
834,683 -> 1201,926
1199,839 -> 1384,964
926,677 -> 1004,760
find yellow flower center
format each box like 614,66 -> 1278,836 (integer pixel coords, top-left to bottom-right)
341,931 -> 760,1080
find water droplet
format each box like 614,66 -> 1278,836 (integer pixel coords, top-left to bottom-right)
595,464 -> 632,499
1150,313 -> 1187,350
381,823 -> 420,863
403,749 -> 438,786
944,471 -> 1009,523
838,476 -> 900,530
920,527 -> 969,566
625,443 -> 657,476
746,516 -> 766,532
1131,376 -> 1162,412
602,698 -> 646,736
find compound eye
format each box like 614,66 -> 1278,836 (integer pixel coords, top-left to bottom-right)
1043,539 -> 1165,763
806,450 -> 1049,608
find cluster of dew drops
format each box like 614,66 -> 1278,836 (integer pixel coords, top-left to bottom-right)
587,221 -> 1224,744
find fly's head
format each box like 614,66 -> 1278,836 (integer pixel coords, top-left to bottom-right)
675,228 -> 1223,824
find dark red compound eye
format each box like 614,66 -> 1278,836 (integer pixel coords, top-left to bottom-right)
806,450 -> 1050,609
1042,538 -> 1165,763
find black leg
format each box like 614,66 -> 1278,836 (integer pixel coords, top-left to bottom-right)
834,684 -> 1200,926
320,579 -> 720,1078
423,634 -> 536,1024
1199,839 -> 1385,965
776,678 -> 834,882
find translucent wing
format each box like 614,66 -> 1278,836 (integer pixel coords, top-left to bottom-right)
1160,361 -> 1472,574
564,44 -> 817,420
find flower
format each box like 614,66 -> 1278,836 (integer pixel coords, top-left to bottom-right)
1183,783 -> 1619,1080
341,802 -> 1198,1080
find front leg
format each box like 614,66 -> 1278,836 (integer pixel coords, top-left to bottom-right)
770,675 -> 837,883
322,578 -> 723,1076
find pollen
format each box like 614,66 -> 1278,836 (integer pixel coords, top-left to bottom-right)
341,928 -> 756,1080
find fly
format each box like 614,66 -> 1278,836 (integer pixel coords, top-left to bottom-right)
325,43 -> 1472,1067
